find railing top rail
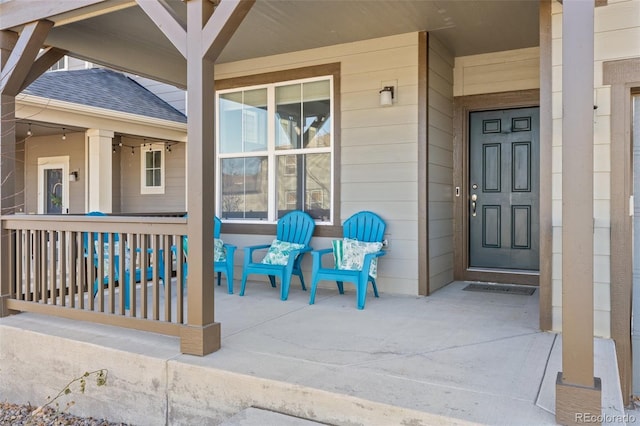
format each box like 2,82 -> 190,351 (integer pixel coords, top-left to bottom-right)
1,214 -> 187,234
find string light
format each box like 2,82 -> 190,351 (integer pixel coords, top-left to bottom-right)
61,128 -> 66,140
27,123 -> 32,136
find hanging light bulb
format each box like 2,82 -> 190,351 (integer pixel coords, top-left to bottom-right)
61,128 -> 66,141
131,146 -> 135,155
113,146 -> 116,153
27,123 -> 32,136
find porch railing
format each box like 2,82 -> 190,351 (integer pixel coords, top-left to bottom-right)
1,215 -> 188,337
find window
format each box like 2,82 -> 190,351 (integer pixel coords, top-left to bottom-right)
49,57 -> 67,72
140,143 -> 165,194
217,75 -> 333,223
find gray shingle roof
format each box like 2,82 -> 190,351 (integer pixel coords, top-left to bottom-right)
23,68 -> 187,124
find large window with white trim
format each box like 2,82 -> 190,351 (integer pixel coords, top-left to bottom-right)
217,76 -> 333,223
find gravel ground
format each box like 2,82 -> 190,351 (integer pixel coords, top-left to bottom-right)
0,402 -> 130,426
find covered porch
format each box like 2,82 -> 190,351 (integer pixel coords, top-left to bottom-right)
0,280 -> 624,425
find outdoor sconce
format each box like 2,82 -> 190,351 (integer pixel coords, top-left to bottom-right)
69,171 -> 79,182
379,86 -> 394,107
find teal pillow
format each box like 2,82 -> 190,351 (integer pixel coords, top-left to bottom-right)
261,239 -> 305,265
214,238 -> 226,262
334,238 -> 382,278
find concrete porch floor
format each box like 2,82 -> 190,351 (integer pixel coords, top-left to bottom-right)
0,280 -> 627,425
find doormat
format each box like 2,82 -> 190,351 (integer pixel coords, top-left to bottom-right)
463,283 -> 536,296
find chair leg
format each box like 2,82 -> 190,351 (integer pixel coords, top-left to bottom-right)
356,280 -> 366,310
297,270 -> 307,291
268,275 -> 276,288
239,272 -> 249,296
336,281 -> 344,294
280,274 -> 291,301
309,276 -> 319,305
226,265 -> 234,294
370,277 -> 379,297
217,271 -> 222,286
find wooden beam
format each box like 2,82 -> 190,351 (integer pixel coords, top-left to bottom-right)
0,21 -> 53,97
135,0 -> 187,59
202,0 -> 255,62
19,47 -> 67,93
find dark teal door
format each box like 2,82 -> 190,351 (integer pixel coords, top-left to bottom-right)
469,107 -> 539,270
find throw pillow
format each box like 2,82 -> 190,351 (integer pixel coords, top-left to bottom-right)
214,238 -> 227,262
261,239 -> 305,265
337,238 -> 383,278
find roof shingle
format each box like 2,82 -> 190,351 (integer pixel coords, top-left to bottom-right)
23,68 -> 187,124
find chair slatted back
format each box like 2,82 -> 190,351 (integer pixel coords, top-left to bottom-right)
276,211 -> 315,245
343,211 -> 386,242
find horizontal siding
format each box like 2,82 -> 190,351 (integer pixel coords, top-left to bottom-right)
119,137 -> 186,213
216,33 -> 421,295
453,47 -> 540,96
428,35 -> 454,293
24,132 -> 85,214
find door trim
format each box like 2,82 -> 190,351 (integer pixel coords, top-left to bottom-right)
37,156 -> 69,214
453,89 -> 540,286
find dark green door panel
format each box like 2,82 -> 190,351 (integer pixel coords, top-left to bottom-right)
469,107 -> 539,270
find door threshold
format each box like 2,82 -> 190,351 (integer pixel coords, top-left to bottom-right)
466,267 -> 540,276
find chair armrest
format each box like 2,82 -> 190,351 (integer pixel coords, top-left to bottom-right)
285,245 -> 312,264
311,248 -> 334,271
243,244 -> 271,263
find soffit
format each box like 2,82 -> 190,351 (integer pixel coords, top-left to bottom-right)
3,0 -> 539,86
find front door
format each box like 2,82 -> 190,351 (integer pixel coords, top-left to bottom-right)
469,107 -> 539,270
37,156 -> 69,214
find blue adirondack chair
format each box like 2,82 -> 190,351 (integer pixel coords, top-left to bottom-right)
85,211 -> 160,310
174,216 -> 237,293
240,210 -> 315,300
309,211 -> 386,309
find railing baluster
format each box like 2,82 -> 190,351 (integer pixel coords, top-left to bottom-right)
69,231 -> 77,308
151,234 -> 160,321
163,234 -> 171,322
96,232 -> 104,312
25,230 -> 32,302
128,233 -> 137,317
140,234 -> 148,319
60,231 -> 67,306
176,234 -> 184,324
107,232 -> 115,314
117,232 -> 126,315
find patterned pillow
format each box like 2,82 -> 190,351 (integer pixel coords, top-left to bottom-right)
261,239 -> 305,265
214,238 -> 227,262
332,238 -> 383,278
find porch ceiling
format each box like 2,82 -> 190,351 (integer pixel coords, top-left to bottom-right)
2,0 -> 540,88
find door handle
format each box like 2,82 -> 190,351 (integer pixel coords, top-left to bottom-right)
471,194 -> 477,217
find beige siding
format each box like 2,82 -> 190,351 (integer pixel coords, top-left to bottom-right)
118,137 -> 186,213
24,132 -> 85,214
551,0 -> 640,338
453,47 -> 540,96
428,35 -> 454,292
216,32 -> 421,295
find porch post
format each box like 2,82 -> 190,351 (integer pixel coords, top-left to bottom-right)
0,21 -> 56,316
0,30 -> 18,317
86,129 -> 114,213
181,0 -> 219,356
556,0 -> 602,424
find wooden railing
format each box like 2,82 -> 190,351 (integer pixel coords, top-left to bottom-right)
1,215 -> 188,336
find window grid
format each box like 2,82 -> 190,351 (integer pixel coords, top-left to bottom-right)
217,75 -> 333,224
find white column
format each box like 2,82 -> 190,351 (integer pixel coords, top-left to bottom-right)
86,129 -> 114,213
